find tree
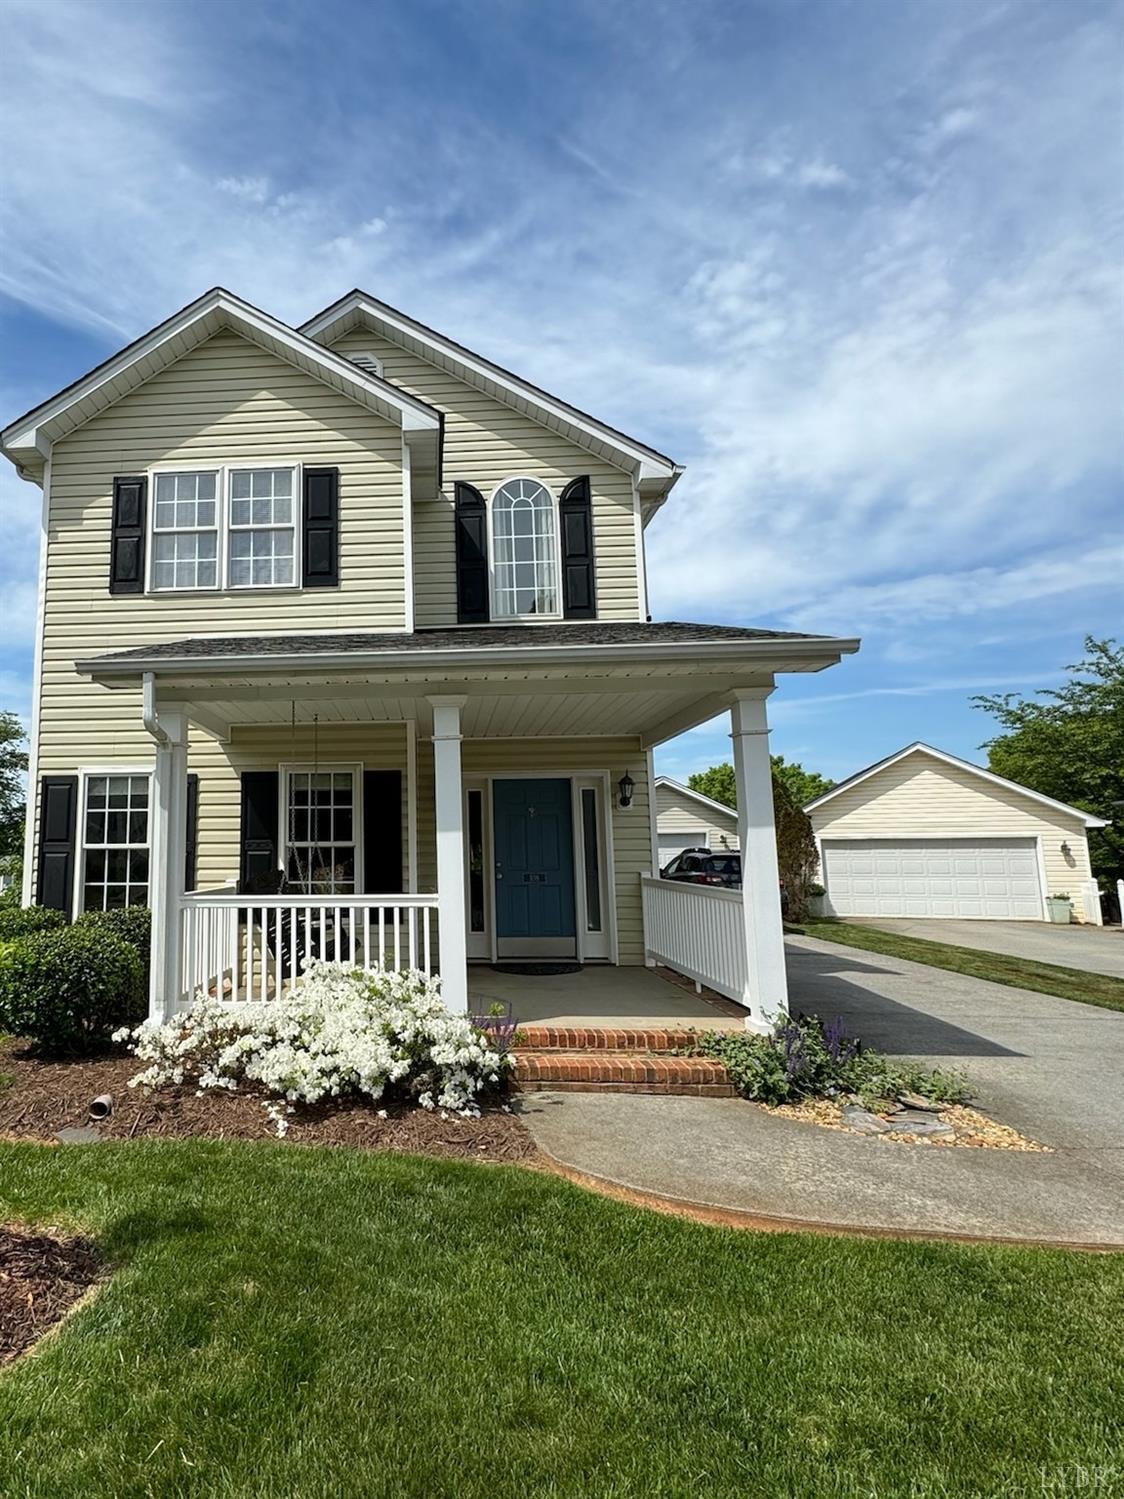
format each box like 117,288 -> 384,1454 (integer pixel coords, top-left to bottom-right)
686,759 -> 820,917
688,757 -> 834,810
0,711 -> 27,859
972,637 -> 1123,885
771,755 -> 835,807
688,762 -> 736,808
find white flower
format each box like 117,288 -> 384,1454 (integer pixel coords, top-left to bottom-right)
119,960 -> 512,1121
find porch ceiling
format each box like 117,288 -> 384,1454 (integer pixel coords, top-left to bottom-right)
77,622 -> 860,748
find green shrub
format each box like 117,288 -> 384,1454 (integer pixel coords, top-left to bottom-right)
0,905 -> 66,941
700,1014 -> 971,1111
78,904 -> 151,984
0,924 -> 145,1054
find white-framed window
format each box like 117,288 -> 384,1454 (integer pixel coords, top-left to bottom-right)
147,463 -> 300,593
281,765 -> 361,895
151,470 -> 219,591
228,467 -> 297,588
80,772 -> 151,912
489,477 -> 560,619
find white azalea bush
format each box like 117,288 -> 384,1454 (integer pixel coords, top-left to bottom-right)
115,962 -> 512,1132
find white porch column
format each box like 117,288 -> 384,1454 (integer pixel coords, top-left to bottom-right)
429,696 -> 468,1013
148,710 -> 189,1022
730,688 -> 788,1029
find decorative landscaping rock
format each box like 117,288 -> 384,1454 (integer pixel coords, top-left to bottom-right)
886,1112 -> 955,1138
896,1091 -> 942,1113
841,1105 -> 891,1134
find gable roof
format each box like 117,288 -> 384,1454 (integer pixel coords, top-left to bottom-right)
299,289 -> 682,516
655,775 -> 740,824
804,742 -> 1108,828
1,287 -> 442,486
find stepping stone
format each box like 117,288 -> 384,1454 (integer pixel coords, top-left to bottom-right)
886,1111 -> 955,1137
55,1126 -> 102,1144
897,1091 -> 943,1113
841,1105 -> 890,1134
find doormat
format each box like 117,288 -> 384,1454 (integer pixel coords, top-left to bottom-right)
491,963 -> 582,977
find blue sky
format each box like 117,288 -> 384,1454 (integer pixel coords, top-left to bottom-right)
0,0 -> 1119,786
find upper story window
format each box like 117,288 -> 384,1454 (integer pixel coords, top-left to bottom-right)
152,471 -> 219,590
149,464 -> 298,592
229,468 -> 296,588
489,477 -> 559,619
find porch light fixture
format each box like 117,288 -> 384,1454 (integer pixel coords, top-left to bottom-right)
1060,840 -> 1071,857
618,771 -> 635,809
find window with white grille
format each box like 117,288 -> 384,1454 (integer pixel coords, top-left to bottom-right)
81,774 -> 150,911
490,478 -> 559,618
151,471 -> 219,590
228,467 -> 296,588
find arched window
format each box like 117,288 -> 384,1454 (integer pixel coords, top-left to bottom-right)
490,477 -> 559,618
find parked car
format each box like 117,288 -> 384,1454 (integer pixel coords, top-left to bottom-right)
660,850 -> 742,888
660,850 -> 790,912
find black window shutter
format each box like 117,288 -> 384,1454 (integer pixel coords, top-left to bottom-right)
302,467 -> 340,588
559,475 -> 597,619
37,775 -> 78,914
184,774 -> 199,893
363,770 -> 403,893
239,772 -> 280,894
454,482 -> 489,623
110,476 -> 147,595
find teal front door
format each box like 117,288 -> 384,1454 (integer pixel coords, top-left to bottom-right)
493,779 -> 576,958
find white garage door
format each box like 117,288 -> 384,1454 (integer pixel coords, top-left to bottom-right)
659,830 -> 709,860
821,838 -> 1044,920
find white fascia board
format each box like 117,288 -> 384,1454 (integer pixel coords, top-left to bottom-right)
77,634 -> 861,682
1,288 -> 440,459
805,741 -> 1109,829
301,292 -> 679,485
654,775 -> 739,822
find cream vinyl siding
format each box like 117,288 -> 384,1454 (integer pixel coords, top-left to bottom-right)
326,329 -> 642,625
192,724 -> 409,892
810,753 -> 1093,905
415,736 -> 650,963
656,784 -> 739,852
32,329 -> 407,869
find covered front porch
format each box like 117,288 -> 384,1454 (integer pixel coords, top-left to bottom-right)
77,623 -> 858,1030
468,963 -> 746,1030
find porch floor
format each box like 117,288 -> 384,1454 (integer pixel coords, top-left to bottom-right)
467,965 -> 746,1030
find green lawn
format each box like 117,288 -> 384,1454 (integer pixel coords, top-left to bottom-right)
789,919 -> 1124,1012
1,1141 -> 1121,1498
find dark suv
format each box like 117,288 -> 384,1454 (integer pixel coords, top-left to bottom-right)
660,849 -> 742,888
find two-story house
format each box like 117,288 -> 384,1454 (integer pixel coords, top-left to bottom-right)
2,288 -> 858,1026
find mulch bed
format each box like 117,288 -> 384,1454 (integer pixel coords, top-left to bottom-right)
1,1223 -> 103,1364
0,1040 -> 538,1164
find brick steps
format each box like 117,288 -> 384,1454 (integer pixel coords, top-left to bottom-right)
514,1026 -> 718,1053
513,1049 -> 734,1096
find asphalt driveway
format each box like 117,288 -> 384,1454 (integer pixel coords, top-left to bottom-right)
847,917 -> 1123,977
523,935 -> 1124,1245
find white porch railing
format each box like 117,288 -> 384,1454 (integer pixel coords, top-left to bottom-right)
179,892 -> 439,1004
640,875 -> 747,1002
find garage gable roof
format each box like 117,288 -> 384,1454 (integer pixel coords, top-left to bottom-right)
804,743 -> 1108,828
655,776 -> 740,824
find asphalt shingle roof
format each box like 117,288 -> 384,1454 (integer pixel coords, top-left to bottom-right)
81,620 -> 843,668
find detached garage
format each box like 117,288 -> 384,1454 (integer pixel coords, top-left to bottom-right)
654,777 -> 740,863
807,743 -> 1106,924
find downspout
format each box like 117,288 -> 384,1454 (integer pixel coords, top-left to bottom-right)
142,672 -> 170,745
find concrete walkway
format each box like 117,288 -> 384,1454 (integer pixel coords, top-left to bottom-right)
848,916 -> 1123,978
520,936 -> 1124,1246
